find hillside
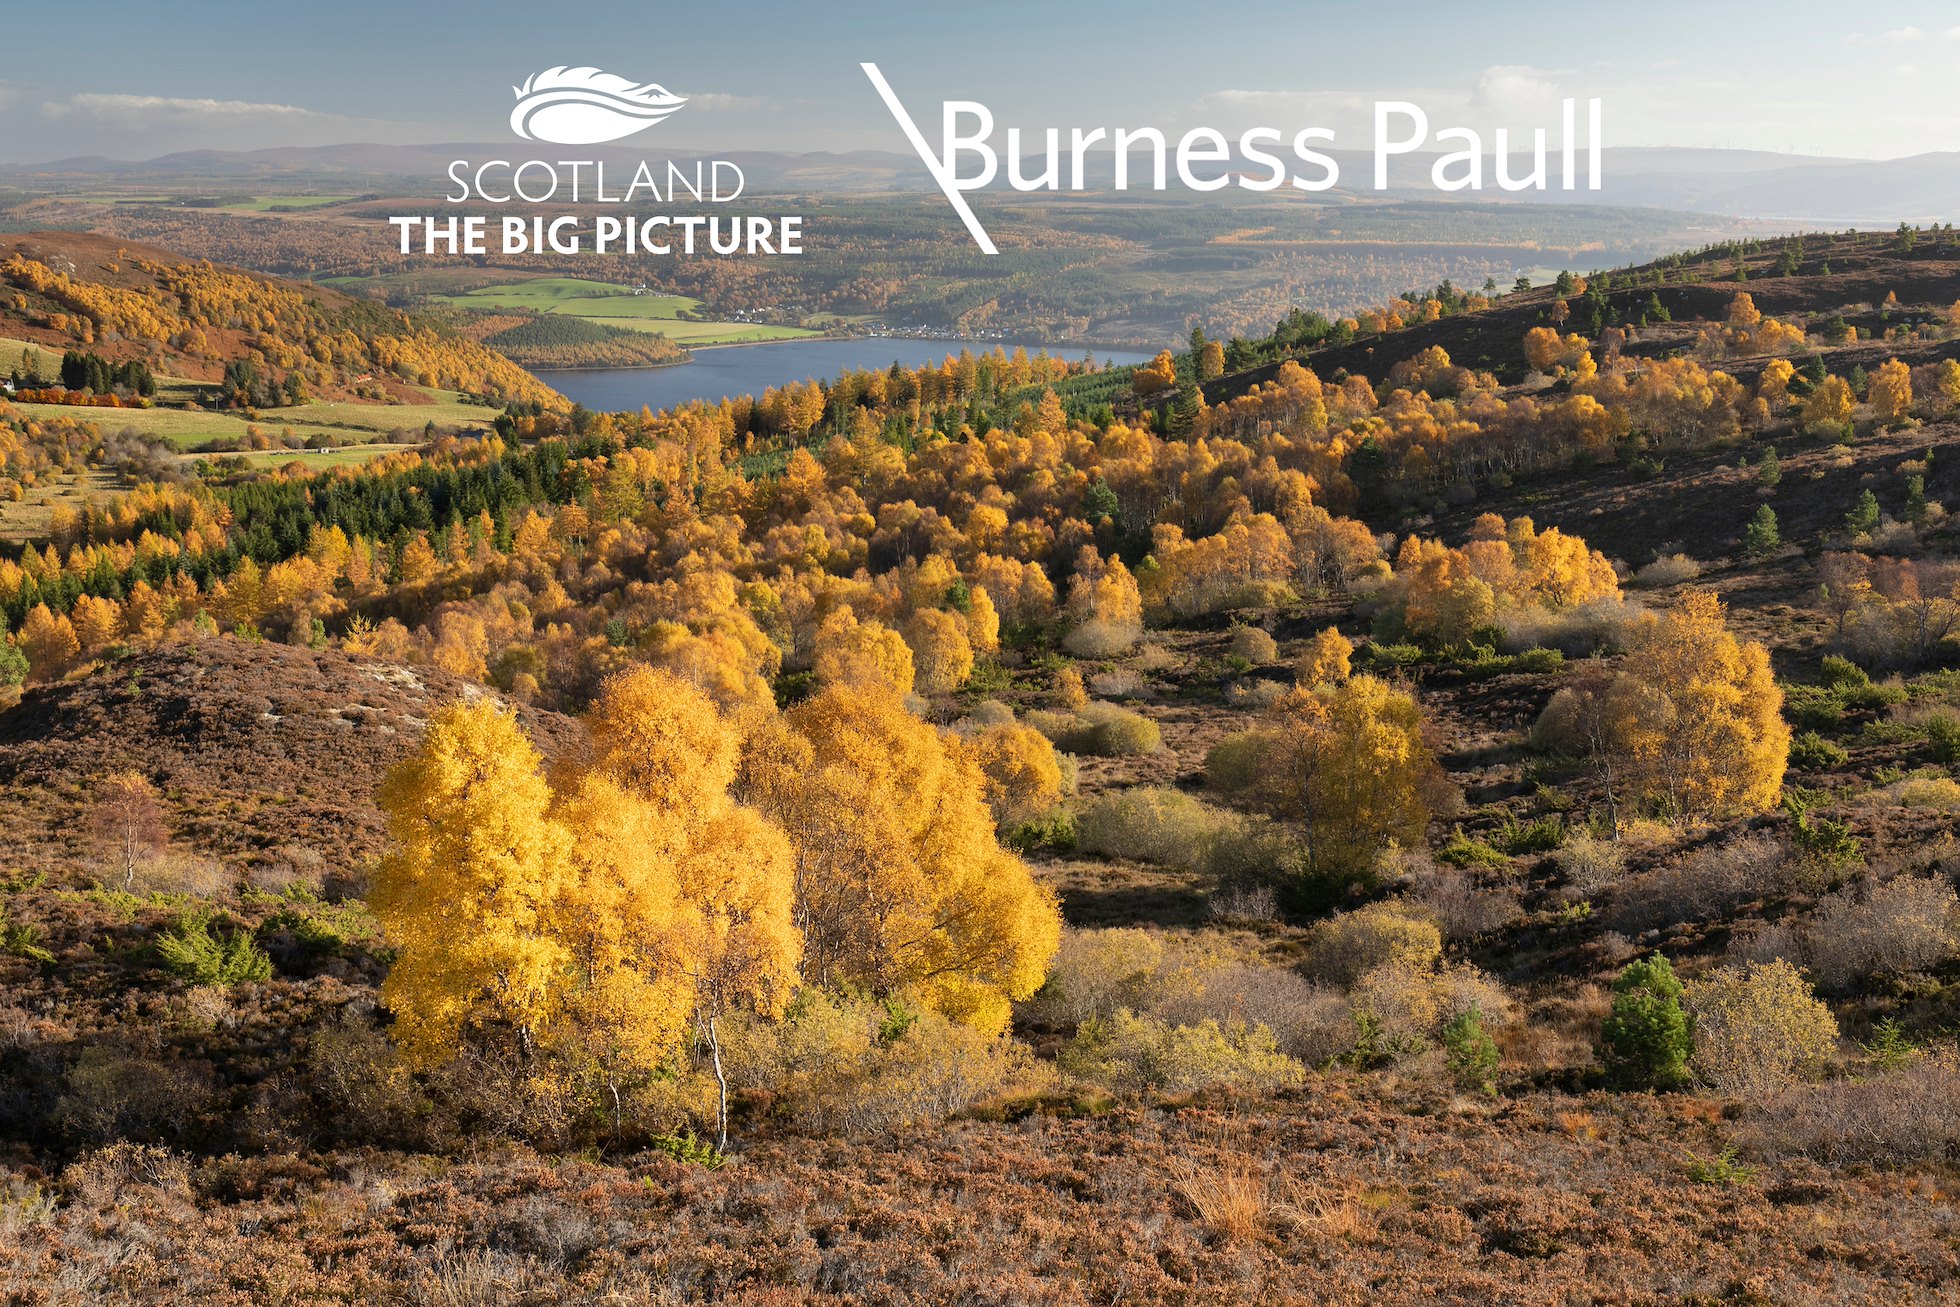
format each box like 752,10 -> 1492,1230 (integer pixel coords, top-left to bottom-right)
1203,230 -> 1960,404
0,640 -> 579,876
0,231 -> 560,406
5,226 -> 1960,1303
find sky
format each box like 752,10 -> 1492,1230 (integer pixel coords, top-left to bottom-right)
1,0 -> 1956,163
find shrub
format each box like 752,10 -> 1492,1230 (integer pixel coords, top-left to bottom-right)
1228,626 -> 1278,664
1554,831 -> 1625,896
1025,928 -> 1169,1027
1683,959 -> 1839,1095
1057,701 -> 1161,756
1788,731 -> 1848,769
1746,1056 -> 1960,1166
1634,554 -> 1701,587
1442,1006 -> 1499,1095
1879,777 -> 1960,811
1062,620 -> 1141,658
1496,814 -> 1564,855
1924,712 -> 1960,764
155,912 -> 273,987
1193,814 -> 1302,887
1349,960 -> 1507,1057
1002,807 -> 1076,853
1302,901 -> 1442,988
1074,787 -> 1237,868
1204,729 -> 1280,795
968,722 -> 1065,827
1087,668 -> 1147,699
1818,654 -> 1869,691
1600,954 -> 1692,1090
1802,876 -> 1960,990
966,699 -> 1016,729
727,990 -> 1052,1135
1222,678 -> 1289,711
1787,807 -> 1861,882
56,1048 -> 219,1147
1153,963 -> 1355,1066
1409,863 -> 1522,942
1207,884 -> 1279,926
1607,833 -> 1789,932
1060,1009 -> 1307,1096
1437,830 -> 1510,871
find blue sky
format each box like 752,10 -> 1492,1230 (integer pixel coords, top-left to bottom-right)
2,0 -> 1956,162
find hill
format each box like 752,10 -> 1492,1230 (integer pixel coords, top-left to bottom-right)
0,231 -> 560,406
0,640 -> 578,878
5,226 -> 1960,1303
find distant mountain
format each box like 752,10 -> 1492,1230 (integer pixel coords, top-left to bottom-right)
3,143 -> 1951,224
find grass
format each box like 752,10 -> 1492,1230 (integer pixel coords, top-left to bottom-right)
0,467 -> 120,543
7,391 -> 496,451
430,277 -> 817,346
218,195 -> 356,212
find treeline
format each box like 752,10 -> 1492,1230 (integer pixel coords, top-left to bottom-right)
481,314 -> 689,370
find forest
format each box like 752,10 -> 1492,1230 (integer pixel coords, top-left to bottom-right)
0,224 -> 1959,1302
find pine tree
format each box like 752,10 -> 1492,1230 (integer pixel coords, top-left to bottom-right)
1743,505 -> 1780,559
1601,955 -> 1692,1089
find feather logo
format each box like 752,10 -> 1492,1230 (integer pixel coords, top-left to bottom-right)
509,66 -> 687,144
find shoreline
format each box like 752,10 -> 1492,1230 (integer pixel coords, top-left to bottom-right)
527,334 -> 1158,378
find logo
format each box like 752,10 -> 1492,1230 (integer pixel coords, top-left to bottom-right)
510,66 -> 687,145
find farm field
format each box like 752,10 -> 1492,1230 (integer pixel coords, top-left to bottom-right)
6,391 -> 496,450
431,277 -> 819,345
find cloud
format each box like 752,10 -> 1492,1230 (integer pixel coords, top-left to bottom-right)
682,92 -> 777,112
42,92 -> 332,127
1471,65 -> 1564,110
1852,25 -> 1960,45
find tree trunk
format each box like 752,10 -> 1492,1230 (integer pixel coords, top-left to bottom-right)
708,1011 -> 729,1153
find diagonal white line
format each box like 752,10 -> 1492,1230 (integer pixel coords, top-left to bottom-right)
860,62 -> 998,255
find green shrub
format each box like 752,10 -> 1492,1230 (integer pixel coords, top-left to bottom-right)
1442,1005 -> 1499,1095
1362,641 -> 1425,669
1060,1009 -> 1306,1096
1058,702 -> 1161,756
1075,788 -> 1235,868
1600,954 -> 1692,1090
1203,728 -> 1279,795
0,907 -> 54,966
1685,1147 -> 1754,1186
645,1130 -> 726,1170
1438,830 -> 1511,870
1926,715 -> 1960,764
155,912 -> 273,987
1003,808 -> 1076,853
1788,731 -> 1849,769
1508,647 -> 1566,675
1790,810 -> 1862,877
1782,685 -> 1844,732
1496,814 -> 1564,855
1818,655 -> 1869,691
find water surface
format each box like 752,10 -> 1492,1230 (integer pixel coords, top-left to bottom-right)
534,338 -> 1154,412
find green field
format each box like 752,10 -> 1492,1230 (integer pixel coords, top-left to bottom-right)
7,390 -> 499,451
219,195 -> 356,212
226,443 -> 416,469
431,278 -> 817,345
1,336 -> 58,372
